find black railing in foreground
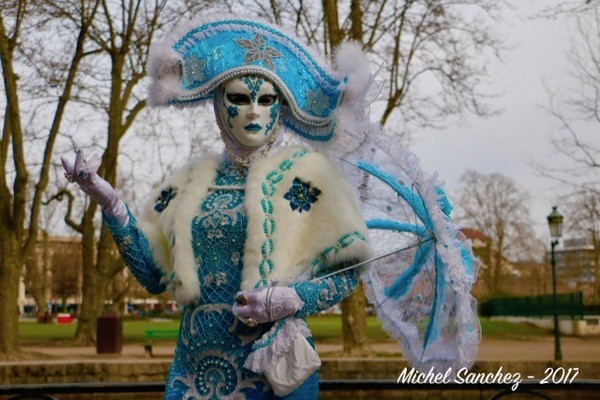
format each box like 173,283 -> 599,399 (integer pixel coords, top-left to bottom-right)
1,380 -> 600,399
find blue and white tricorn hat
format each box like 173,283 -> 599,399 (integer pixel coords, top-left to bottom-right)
148,16 -> 374,150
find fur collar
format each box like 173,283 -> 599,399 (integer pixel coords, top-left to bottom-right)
137,147 -> 370,304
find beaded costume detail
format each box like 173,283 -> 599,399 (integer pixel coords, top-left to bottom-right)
167,160 -> 267,399
108,158 -> 358,399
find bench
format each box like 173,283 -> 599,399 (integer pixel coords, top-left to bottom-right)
143,329 -> 178,357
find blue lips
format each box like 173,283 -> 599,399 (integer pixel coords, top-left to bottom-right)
244,123 -> 262,132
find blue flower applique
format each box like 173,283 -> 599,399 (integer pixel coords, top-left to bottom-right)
181,55 -> 207,88
305,87 -> 331,117
284,178 -> 321,213
154,187 -> 177,212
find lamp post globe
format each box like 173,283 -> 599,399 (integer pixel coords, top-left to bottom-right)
547,206 -> 564,239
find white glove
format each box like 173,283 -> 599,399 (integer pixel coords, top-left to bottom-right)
232,286 -> 304,326
61,149 -> 129,226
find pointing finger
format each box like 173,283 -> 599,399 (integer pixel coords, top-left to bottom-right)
60,156 -> 74,176
74,149 -> 85,174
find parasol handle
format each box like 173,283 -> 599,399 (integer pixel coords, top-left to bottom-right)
313,236 -> 435,281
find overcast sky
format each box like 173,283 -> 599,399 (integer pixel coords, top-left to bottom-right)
49,1 -> 596,243
411,0 -> 597,241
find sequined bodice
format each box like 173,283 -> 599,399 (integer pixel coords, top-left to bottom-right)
168,160 -> 270,399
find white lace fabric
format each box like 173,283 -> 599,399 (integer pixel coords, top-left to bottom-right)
243,317 -> 312,373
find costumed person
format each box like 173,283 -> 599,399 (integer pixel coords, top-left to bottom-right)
61,16 -> 374,400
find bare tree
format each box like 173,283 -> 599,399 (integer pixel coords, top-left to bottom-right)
53,0 -> 194,345
562,189 -> 600,302
0,0 -> 100,357
535,2 -> 600,304
51,0 -> 221,344
539,3 -> 600,193
247,0 -> 506,138
456,170 -> 536,298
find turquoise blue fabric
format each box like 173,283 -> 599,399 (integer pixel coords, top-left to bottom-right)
172,20 -> 342,120
106,158 -> 357,399
106,211 -> 167,295
293,270 -> 358,319
151,19 -> 345,143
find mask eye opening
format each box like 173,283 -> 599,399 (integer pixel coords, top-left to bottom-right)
258,95 -> 278,106
226,93 -> 251,105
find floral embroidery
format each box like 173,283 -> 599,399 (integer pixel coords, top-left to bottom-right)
154,187 -> 177,212
293,270 -> 359,318
265,103 -> 279,136
171,349 -> 263,399
307,231 -> 367,276
305,87 -> 331,116
227,105 -> 239,118
203,272 -> 229,288
200,192 -> 243,239
255,150 -> 307,288
181,54 -> 207,88
284,177 -> 321,213
221,87 -> 240,129
243,76 -> 264,101
235,34 -> 282,70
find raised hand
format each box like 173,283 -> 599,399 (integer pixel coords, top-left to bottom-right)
232,286 -> 304,326
61,149 -> 129,226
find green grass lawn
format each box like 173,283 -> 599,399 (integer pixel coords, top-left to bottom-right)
306,316 -> 549,342
18,315 -> 550,344
478,319 -> 549,339
18,319 -> 180,343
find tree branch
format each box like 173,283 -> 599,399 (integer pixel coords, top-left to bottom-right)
43,189 -> 84,233
25,0 -> 101,256
122,100 -> 147,135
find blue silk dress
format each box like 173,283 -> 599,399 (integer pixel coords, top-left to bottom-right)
106,159 -> 359,400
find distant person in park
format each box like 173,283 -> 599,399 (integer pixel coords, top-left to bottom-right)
62,16 -> 373,399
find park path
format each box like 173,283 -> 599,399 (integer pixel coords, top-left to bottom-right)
10,335 -> 600,364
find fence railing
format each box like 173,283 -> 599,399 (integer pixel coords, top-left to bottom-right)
1,379 -> 600,400
480,292 -> 585,319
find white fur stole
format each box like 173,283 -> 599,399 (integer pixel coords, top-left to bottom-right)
136,147 -> 370,304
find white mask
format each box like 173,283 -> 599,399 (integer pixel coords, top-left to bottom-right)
217,75 -> 280,149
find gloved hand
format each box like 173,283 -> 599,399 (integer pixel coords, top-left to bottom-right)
232,285 -> 305,326
61,149 -> 129,226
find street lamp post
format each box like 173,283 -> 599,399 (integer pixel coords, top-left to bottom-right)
547,206 -> 564,362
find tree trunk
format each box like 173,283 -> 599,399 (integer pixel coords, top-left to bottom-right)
74,144 -> 124,343
323,0 -> 373,357
0,2 -> 101,356
40,231 -> 50,318
490,250 -> 503,296
75,225 -> 123,344
0,235 -> 23,356
322,0 -> 341,55
74,214 -> 101,344
341,281 -> 371,356
349,0 -> 363,42
73,37 -> 131,343
29,230 -> 50,320
75,277 -> 106,343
